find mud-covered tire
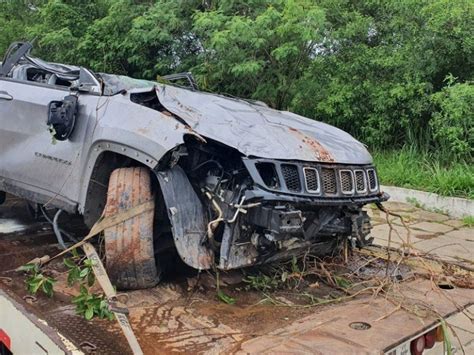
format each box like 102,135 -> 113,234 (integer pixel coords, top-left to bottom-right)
104,167 -> 160,290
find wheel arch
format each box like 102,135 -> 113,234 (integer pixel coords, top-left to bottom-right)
79,139 -> 215,271
79,141 -> 165,227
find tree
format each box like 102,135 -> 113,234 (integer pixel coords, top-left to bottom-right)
193,0 -> 326,109
0,0 -> 472,161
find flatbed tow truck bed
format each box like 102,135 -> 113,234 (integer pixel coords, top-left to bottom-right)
1,196 -> 473,354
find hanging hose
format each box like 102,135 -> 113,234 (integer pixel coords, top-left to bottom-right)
39,206 -> 78,249
205,191 -> 224,250
52,210 -> 67,249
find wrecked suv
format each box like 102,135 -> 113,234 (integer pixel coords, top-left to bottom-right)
0,42 -> 388,289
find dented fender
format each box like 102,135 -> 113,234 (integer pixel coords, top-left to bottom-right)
155,166 -> 214,270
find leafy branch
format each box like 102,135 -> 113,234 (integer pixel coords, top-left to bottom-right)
20,247 -> 113,321
19,263 -> 56,298
63,251 -> 114,321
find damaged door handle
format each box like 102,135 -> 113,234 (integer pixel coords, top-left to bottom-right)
0,91 -> 13,100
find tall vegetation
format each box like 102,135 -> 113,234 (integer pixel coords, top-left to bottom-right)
1,0 -> 472,163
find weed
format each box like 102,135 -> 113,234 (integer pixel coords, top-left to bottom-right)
47,125 -> 58,145
216,271 -> 236,305
439,319 -> 453,355
334,276 -> 351,289
64,257 -> 95,287
405,197 -> 448,215
406,197 -> 424,209
244,274 -> 280,291
462,216 -> 474,227
217,289 -> 236,305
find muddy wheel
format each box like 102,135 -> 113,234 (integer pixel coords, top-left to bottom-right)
104,167 -> 161,290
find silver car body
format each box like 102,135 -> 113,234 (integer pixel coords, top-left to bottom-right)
0,44 -> 387,272
0,77 -> 371,210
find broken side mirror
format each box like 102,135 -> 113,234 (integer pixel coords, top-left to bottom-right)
47,95 -> 78,141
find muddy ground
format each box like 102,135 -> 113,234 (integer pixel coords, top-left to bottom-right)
1,195 -> 473,354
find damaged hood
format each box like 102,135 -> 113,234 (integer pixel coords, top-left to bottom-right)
156,85 -> 372,164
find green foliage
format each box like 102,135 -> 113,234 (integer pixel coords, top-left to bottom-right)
0,1 -> 43,54
19,250 -> 113,321
334,276 -> 351,289
64,253 -> 113,321
19,263 -> 56,298
48,125 -> 57,145
244,273 -> 280,291
193,0 -> 326,109
462,216 -> 474,227
439,318 -> 453,355
72,285 -> 113,321
216,289 -> 236,305
374,147 -> 474,199
64,257 -> 95,287
430,77 -> 473,161
0,0 -> 472,162
293,0 -> 473,151
215,271 -> 236,304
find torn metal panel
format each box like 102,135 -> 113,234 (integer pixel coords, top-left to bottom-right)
155,85 -> 371,164
155,166 -> 214,270
1,41 -> 389,285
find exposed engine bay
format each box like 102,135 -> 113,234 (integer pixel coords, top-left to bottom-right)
155,139 -> 384,270
0,41 -> 388,275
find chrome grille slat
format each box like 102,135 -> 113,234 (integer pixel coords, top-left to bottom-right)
303,167 -> 320,193
367,169 -> 378,191
339,170 -> 354,194
354,170 -> 367,193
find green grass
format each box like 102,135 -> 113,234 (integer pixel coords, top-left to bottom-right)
462,216 -> 474,227
373,147 -> 474,199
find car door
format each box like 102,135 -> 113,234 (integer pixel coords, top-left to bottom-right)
0,77 -> 92,211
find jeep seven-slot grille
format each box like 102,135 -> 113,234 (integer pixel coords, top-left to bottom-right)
281,164 -> 301,192
252,160 -> 378,197
321,168 -> 337,194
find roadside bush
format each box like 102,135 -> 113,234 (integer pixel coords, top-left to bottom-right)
430,78 -> 473,162
0,0 -> 472,164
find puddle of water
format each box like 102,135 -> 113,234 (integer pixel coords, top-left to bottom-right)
0,218 -> 27,234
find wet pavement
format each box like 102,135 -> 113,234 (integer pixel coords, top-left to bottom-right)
368,201 -> 473,265
0,196 -> 473,354
368,201 -> 474,354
